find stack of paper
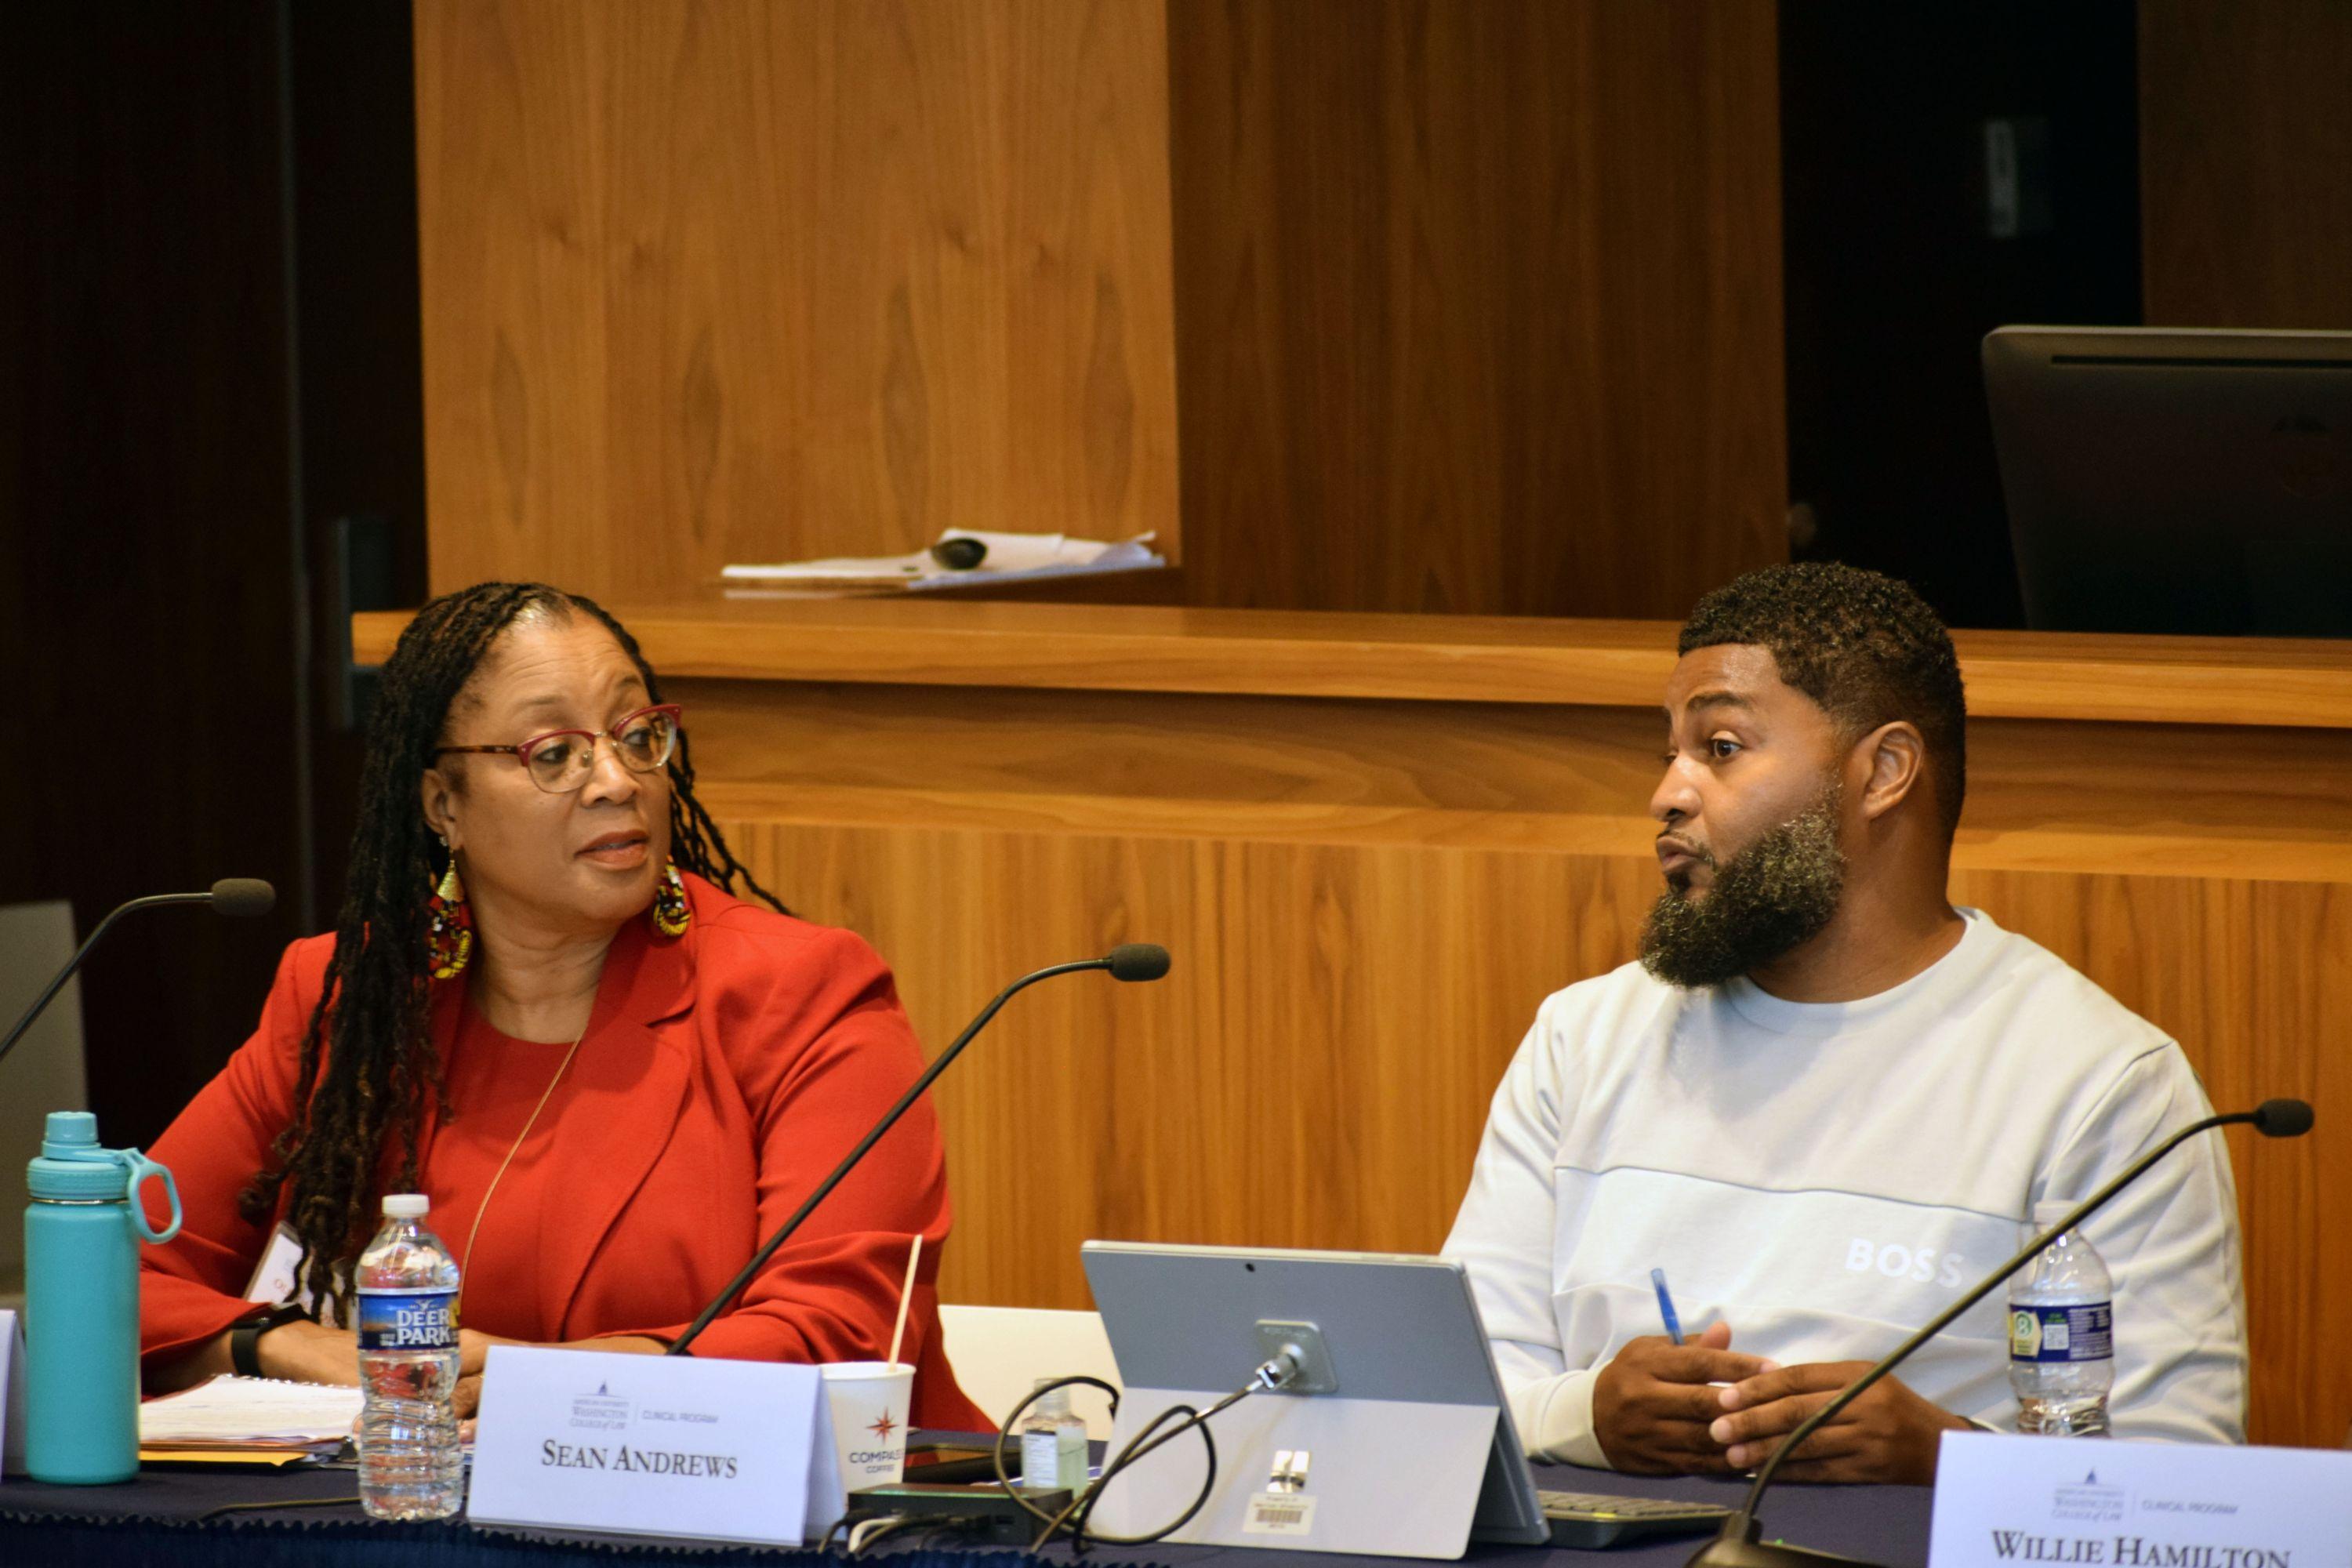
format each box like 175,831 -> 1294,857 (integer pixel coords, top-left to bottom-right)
139,1375 -> 362,1465
722,529 -> 1163,594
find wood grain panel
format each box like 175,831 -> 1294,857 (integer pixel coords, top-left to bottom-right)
2140,0 -> 2352,328
667,678 -> 2352,884
354,601 -> 2352,728
727,819 -> 1650,1309
412,0 -> 1179,601
1164,0 -> 1787,616
1947,871 -> 2352,1452
710,808 -> 2348,1450
659,660 -> 2352,1446
350,593 -> 2352,1443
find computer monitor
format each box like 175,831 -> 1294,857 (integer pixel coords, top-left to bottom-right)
1984,325 -> 2352,636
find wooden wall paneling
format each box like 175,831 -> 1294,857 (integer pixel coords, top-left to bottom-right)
681,672 -> 2348,1447
1164,0 -> 1787,616
2140,0 -> 2352,328
355,601 -> 2352,729
720,814 -> 2346,1449
412,0 -> 1180,601
412,0 -> 608,593
726,817 -> 1647,1312
672,677 -> 2352,885
1947,871 -> 2351,1453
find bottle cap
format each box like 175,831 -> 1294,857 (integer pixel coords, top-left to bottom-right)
1029,1381 -> 1071,1417
382,1193 -> 430,1218
27,1112 -> 125,1201
26,1111 -> 184,1243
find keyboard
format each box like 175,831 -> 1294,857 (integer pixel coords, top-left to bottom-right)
1536,1489 -> 1732,1549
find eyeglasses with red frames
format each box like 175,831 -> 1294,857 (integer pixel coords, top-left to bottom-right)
432,704 -> 684,795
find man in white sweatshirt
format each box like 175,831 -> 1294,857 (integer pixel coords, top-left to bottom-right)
1443,562 -> 2245,1485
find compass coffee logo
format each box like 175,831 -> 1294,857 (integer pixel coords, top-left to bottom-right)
1984,1468 -> 2291,1568
846,1405 -> 904,1471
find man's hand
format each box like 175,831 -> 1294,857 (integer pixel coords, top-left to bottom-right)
1710,1362 -> 1969,1483
1592,1322 -> 1777,1475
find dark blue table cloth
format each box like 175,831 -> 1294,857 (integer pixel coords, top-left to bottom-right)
0,1450 -> 1931,1568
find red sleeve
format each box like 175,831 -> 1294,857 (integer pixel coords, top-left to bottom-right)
137,935 -> 325,1370
615,922 -> 960,1371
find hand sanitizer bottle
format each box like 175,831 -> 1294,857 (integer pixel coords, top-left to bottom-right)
1019,1381 -> 1089,1493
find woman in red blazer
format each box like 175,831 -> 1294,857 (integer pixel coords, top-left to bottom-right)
140,582 -> 989,1431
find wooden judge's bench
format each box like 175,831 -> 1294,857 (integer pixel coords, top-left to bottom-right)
357,600 -> 2352,1450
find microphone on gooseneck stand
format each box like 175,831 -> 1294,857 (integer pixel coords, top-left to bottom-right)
666,942 -> 1173,1356
0,878 -> 278,1069
1686,1098 -> 2316,1568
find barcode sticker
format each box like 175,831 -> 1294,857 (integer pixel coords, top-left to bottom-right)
1244,1494 -> 1317,1537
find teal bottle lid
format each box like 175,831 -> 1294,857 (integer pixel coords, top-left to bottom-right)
27,1112 -> 128,1201
26,1112 -> 183,1240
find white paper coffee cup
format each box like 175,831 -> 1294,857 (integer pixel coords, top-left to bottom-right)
821,1360 -> 916,1491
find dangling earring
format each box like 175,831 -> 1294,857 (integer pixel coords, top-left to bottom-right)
426,841 -> 474,979
650,859 -> 691,938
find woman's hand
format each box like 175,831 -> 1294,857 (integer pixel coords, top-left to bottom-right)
244,1322 -> 522,1389
154,1319 -> 672,1407
451,1331 -> 668,1419
254,1319 -> 362,1385
216,1320 -> 668,1417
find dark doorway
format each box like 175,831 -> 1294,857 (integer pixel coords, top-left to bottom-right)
0,0 -> 426,1149
1780,2 -> 2143,629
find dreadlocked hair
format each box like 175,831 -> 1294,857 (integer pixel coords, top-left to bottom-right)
1679,561 -> 1969,836
238,582 -> 785,1319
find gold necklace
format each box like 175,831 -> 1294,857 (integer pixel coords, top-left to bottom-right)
456,1024 -> 587,1313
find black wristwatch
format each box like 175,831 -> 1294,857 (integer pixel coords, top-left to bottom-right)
230,1302 -> 312,1378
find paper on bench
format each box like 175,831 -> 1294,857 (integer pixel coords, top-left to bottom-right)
722,529 -> 1162,587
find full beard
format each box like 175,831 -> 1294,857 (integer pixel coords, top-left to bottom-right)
1639,789 -> 1847,989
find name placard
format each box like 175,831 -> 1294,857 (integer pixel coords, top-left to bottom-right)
466,1347 -> 845,1545
1929,1432 -> 2352,1568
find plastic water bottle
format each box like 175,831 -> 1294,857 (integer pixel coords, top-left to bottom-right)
2008,1221 -> 2114,1436
23,1112 -> 181,1484
356,1193 -> 463,1519
1019,1381 -> 1088,1493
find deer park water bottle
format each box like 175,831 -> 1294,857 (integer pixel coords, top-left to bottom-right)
2007,1218 -> 2114,1437
356,1193 -> 463,1519
23,1111 -> 182,1483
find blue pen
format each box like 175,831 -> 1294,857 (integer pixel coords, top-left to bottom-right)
1650,1267 -> 1686,1346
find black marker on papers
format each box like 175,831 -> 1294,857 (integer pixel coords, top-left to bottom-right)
928,537 -> 987,571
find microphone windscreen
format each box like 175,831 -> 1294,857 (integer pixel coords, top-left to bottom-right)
1106,943 -> 1171,982
2252,1098 -> 2314,1138
209,878 -> 278,918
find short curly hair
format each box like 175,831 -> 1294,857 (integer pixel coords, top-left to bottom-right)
1679,562 -> 1967,836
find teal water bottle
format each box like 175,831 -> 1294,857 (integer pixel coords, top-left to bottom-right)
24,1111 -> 182,1484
